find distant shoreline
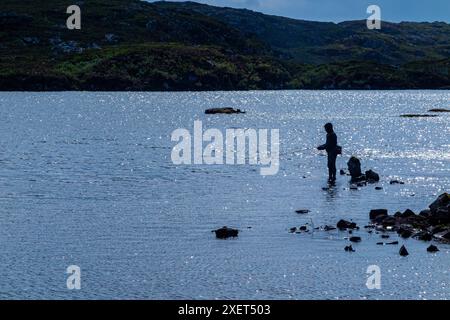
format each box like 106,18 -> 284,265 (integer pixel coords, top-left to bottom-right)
1,88 -> 449,92
2,0 -> 450,92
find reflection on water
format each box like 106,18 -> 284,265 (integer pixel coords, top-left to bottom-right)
324,183 -> 339,202
0,90 -> 449,299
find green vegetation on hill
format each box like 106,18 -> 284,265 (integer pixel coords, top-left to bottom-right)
0,0 -> 449,90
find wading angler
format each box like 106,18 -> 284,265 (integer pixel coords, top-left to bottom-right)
171,121 -> 280,176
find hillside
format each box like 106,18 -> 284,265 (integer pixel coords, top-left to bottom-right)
0,0 -> 449,90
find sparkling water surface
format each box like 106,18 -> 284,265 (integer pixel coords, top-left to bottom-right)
0,90 -> 449,299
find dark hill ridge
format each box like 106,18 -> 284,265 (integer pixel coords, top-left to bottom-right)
154,1 -> 450,65
0,0 -> 449,90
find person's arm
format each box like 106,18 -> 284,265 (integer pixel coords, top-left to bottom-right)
317,134 -> 330,150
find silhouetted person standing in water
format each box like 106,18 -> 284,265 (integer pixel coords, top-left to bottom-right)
317,123 -> 338,183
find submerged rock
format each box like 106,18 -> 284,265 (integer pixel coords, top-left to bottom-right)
377,241 -> 399,245
400,114 -> 438,118
399,245 -> 409,256
213,226 -> 239,239
324,225 -> 337,231
205,107 -> 245,115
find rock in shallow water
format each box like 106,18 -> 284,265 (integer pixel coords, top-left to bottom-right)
337,219 -> 358,230
344,245 -> 355,252
213,226 -> 239,239
429,193 -> 450,213
399,245 -> 409,256
370,209 -> 388,220
365,170 -> 380,182
324,225 -> 337,231
427,245 -> 439,253
205,108 -> 245,115
349,236 -> 362,243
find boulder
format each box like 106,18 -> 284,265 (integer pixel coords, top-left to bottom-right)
205,107 -> 245,115
365,170 -> 380,182
399,245 -> 409,256
419,209 -> 431,217
427,245 -> 439,253
213,226 -> 239,239
428,208 -> 450,225
394,211 -> 403,218
398,227 -> 413,239
370,209 -> 388,220
402,209 -> 416,218
337,219 -> 357,230
429,193 -> 449,213
380,216 -> 396,226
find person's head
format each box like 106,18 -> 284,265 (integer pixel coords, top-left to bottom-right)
324,123 -> 334,133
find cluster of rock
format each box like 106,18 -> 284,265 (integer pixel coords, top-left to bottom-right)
213,194 -> 449,259
369,193 -> 450,243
